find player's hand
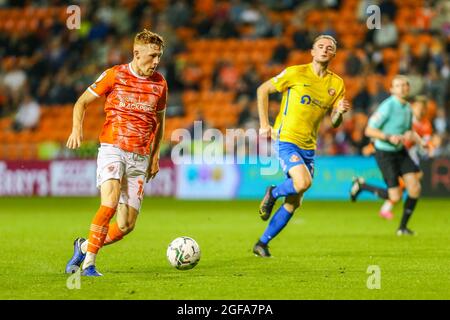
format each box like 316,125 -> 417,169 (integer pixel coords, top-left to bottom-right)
259,126 -> 273,138
146,156 -> 160,182
336,99 -> 351,114
66,129 -> 83,149
387,135 -> 403,146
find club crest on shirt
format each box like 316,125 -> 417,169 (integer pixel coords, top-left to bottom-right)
328,88 -> 336,96
289,155 -> 300,163
151,85 -> 160,94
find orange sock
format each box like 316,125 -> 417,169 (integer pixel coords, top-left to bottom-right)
87,205 -> 117,254
103,222 -> 125,246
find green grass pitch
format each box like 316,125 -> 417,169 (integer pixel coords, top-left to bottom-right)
1,197 -> 449,300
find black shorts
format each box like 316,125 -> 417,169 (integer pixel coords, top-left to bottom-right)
374,148 -> 420,188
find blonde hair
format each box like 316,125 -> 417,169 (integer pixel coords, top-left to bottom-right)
134,29 -> 165,49
313,35 -> 337,50
392,75 -> 410,85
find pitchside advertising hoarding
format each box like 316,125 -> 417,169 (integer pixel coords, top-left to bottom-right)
0,159 -> 176,197
0,157 -> 448,198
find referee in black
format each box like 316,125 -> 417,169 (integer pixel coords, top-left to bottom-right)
350,75 -> 426,235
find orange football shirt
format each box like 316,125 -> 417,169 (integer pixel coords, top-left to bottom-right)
88,63 -> 167,155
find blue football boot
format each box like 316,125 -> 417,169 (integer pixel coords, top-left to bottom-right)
81,265 -> 103,277
65,237 -> 86,274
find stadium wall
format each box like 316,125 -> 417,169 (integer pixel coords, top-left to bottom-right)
1,157 -> 448,199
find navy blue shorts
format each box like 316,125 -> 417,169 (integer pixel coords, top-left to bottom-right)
275,141 -> 315,178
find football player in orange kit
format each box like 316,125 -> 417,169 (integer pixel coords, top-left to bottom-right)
65,29 -> 167,276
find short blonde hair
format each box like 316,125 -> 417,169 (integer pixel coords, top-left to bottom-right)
313,35 -> 337,50
134,29 -> 165,49
392,75 -> 410,85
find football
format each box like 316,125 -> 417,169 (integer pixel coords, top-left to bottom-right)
166,236 -> 201,270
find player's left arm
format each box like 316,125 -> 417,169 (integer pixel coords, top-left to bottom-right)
330,84 -> 350,128
146,84 -> 167,182
330,100 -> 350,128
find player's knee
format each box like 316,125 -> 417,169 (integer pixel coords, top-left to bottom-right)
293,178 -> 311,193
101,192 -> 120,208
389,193 -> 402,204
408,183 -> 421,198
283,203 -> 298,213
118,221 -> 135,234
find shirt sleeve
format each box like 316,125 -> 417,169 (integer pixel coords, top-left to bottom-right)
88,68 -> 115,97
270,67 -> 295,92
332,84 -> 346,109
156,81 -> 167,113
368,101 -> 390,129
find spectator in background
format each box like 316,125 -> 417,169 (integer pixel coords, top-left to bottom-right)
357,0 -> 378,22
415,0 -> 436,32
373,15 -> 398,48
166,0 -> 192,28
320,0 -> 341,10
47,69 -> 77,104
181,61 -> 203,91
426,63 -> 447,109
406,65 -> 426,97
2,57 -> 27,94
292,22 -> 313,50
347,112 -> 370,155
345,50 -> 363,76
236,64 -> 261,100
365,43 -> 386,75
352,83 -> 371,113
321,19 -> 337,39
413,43 -> 431,75
370,81 -> 389,111
230,0 -> 245,24
398,43 -> 413,74
11,93 -> 40,132
0,83 -> 11,117
270,39 -> 289,65
213,60 -> 239,91
379,0 -> 397,20
209,17 -> 240,38
431,0 -> 450,36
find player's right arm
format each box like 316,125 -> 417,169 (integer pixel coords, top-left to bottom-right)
66,90 -> 99,149
67,68 -> 115,149
365,103 -> 403,146
256,79 -> 278,137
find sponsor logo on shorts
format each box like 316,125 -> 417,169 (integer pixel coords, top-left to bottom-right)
328,88 -> 336,96
108,165 -> 116,172
290,155 -> 300,163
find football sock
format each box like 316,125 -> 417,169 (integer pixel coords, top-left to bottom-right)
260,205 -> 293,244
80,221 -> 125,253
380,200 -> 394,213
400,197 -> 418,229
83,252 -> 96,269
86,205 -> 117,255
360,183 -> 388,199
81,240 -> 88,254
103,222 -> 125,246
272,178 -> 298,199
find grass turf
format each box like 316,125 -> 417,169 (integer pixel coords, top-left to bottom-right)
0,197 -> 449,300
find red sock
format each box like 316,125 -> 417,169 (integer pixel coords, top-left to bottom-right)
103,221 -> 125,246
87,205 -> 116,254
